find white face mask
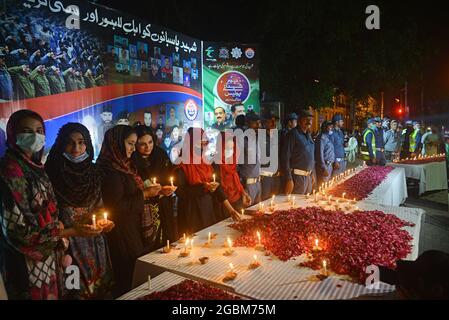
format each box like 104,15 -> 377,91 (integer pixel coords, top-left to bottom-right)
63,152 -> 90,164
15,133 -> 45,153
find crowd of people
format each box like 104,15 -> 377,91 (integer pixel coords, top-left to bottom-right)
0,106 -> 447,300
0,9 -> 106,101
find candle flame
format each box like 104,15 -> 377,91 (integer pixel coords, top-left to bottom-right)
103,212 -> 108,220
253,254 -> 258,261
315,239 -> 319,247
229,263 -> 234,270
323,260 -> 327,268
227,237 -> 232,248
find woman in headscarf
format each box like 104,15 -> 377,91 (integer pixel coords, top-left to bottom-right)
45,123 -> 114,299
97,125 -> 160,298
214,133 -> 251,220
0,110 -> 83,300
175,127 -> 240,237
132,125 -> 177,249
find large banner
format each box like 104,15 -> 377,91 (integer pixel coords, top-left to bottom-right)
0,0 -> 203,160
202,43 -> 260,131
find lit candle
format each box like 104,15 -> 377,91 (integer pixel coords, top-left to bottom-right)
257,231 -> 261,245
92,214 -> 96,228
213,173 -> 216,183
229,263 -> 234,272
271,194 -> 275,207
342,193 -> 346,200
103,212 -> 108,222
147,275 -> 151,291
227,237 -> 233,249
166,240 -> 170,251
241,209 -> 244,217
322,260 -> 328,275
306,193 -> 310,199
292,196 -> 296,206
287,194 -> 291,203
170,177 -> 174,187
152,177 -> 157,185
253,254 -> 258,263
185,238 -> 190,253
249,254 -> 261,269
190,238 -> 194,250
208,232 -> 211,244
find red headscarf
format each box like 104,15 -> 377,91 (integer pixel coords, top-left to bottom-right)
97,125 -> 145,190
179,127 -> 214,186
219,134 -> 244,203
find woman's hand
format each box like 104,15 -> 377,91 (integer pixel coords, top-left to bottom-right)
144,184 -> 162,198
159,185 -> 177,197
73,224 -> 103,237
205,182 -> 220,193
97,219 -> 115,233
242,192 -> 252,207
229,209 -> 242,222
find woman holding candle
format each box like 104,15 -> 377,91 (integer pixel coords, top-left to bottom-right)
45,123 -> 114,299
132,125 -> 177,250
97,125 -> 161,297
214,134 -> 251,220
0,110 -> 92,300
175,128 -> 241,236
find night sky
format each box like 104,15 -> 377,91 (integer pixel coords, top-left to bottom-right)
96,0 -> 449,124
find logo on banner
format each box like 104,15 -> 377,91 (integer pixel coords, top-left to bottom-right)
216,71 -> 251,105
231,47 -> 243,59
205,46 -> 216,61
184,99 -> 199,121
219,47 -> 229,59
245,48 -> 255,59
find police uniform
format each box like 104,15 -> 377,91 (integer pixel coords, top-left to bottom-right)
238,113 -> 262,204
361,118 -> 385,166
261,113 -> 280,200
330,114 -> 346,176
281,110 -> 315,195
373,117 -> 386,166
279,113 -> 298,192
315,121 -> 335,185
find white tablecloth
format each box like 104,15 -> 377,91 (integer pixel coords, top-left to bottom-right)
132,197 -> 424,300
388,161 -> 448,195
118,272 -> 187,300
365,167 -> 408,206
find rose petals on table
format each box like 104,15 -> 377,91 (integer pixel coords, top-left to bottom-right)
229,207 -> 414,283
138,279 -> 241,300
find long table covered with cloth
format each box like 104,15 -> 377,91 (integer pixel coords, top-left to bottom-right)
129,196 -> 424,300
387,160 -> 447,195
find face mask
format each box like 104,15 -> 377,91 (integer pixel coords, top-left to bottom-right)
328,130 -> 333,135
15,133 -> 45,153
225,149 -> 234,159
63,152 -> 90,164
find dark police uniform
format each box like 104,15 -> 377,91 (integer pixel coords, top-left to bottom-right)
330,114 -> 346,176
315,123 -> 335,185
281,123 -> 315,195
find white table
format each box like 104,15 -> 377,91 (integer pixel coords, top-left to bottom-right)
132,197 -> 424,300
365,167 -> 408,206
118,272 -> 189,300
388,161 -> 448,195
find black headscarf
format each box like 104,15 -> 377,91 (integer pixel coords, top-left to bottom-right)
45,122 -> 101,208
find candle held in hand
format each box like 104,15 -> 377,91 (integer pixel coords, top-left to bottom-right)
170,177 -> 174,187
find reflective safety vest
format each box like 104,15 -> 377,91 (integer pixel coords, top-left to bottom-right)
409,129 -> 418,153
361,128 -> 376,161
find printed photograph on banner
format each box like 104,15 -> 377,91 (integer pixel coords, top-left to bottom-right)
129,44 -> 137,59
161,55 -> 173,82
137,42 -> 148,60
173,66 -> 184,85
0,0 -> 203,159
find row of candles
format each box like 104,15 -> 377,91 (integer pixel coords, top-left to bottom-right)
162,230 -> 329,281
393,153 -> 445,163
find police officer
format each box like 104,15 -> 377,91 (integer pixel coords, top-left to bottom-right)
282,109 -> 315,195
374,116 -> 386,166
401,120 -> 414,159
261,112 -> 280,200
361,118 -> 385,166
315,121 -> 335,186
410,121 -> 423,156
279,113 -> 298,192
238,113 -> 262,204
330,114 -> 346,176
